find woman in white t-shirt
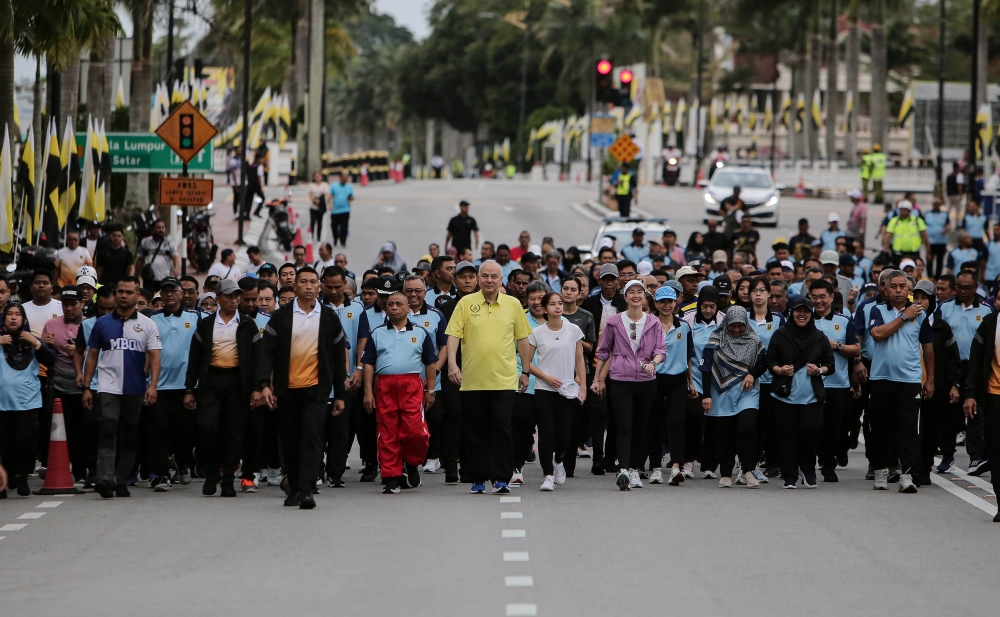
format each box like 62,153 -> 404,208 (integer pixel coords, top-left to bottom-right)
307,172 -> 331,243
525,291 -> 586,491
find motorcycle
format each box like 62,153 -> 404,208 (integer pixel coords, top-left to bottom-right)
708,158 -> 725,179
267,196 -> 295,252
663,157 -> 680,186
186,207 -> 217,273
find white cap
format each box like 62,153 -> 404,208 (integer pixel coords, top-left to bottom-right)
77,275 -> 97,288
780,260 -> 794,270
897,199 -> 913,211
899,258 -> 916,270
598,237 -> 614,249
622,279 -> 646,295
76,265 -> 97,280
846,189 -> 863,200
828,212 -> 840,223
637,261 -> 653,276
528,244 -> 542,255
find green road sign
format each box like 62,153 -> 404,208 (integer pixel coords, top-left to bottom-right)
75,132 -> 214,174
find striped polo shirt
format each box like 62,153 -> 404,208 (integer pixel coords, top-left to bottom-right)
87,309 -> 162,395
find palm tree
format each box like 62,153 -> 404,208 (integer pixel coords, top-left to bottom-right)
825,0 -> 839,161
124,0 -> 155,211
844,0 -> 860,164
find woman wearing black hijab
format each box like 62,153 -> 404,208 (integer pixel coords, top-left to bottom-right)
766,297 -> 835,488
0,303 -> 54,497
682,286 -> 724,478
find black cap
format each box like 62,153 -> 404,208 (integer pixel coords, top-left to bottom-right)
258,263 -> 277,274
459,200 -> 470,207
520,252 -> 538,263
60,285 -> 82,302
376,275 -> 401,295
205,275 -> 221,284
394,271 -> 407,284
412,263 -> 431,273
839,253 -> 856,266
712,276 -> 732,294
159,277 -> 181,289
688,258 -> 704,270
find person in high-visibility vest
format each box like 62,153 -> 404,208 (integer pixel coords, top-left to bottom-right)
883,199 -> 929,261
860,148 -> 871,201
870,143 -> 887,204
614,163 -> 637,217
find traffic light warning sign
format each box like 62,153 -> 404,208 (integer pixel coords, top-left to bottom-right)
609,134 -> 640,163
156,100 -> 218,165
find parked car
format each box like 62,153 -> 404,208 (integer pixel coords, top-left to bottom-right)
703,166 -> 779,227
577,217 -> 670,261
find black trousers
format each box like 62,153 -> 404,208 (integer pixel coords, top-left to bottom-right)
278,386 -> 329,495
0,409 -> 39,478
145,390 -> 196,477
196,371 -> 247,481
920,393 -> 952,476
983,395 -> 1000,466
563,373 -> 592,475
757,383 -> 778,467
512,393 -> 536,469
773,399 -> 824,482
438,375 -> 463,470
581,373 -> 608,470
534,390 -> 575,476
840,385 -> 864,459
820,388 -> 851,471
706,408 -> 758,477
459,390 -> 515,484
58,391 -> 96,479
607,379 -> 656,471
96,394 -> 144,484
424,389 -> 446,461
929,244 -> 947,279
324,396 -> 351,482
241,404 -> 269,481
958,360 -> 987,460
868,380 -> 921,473
646,373 -> 689,468
309,208 -> 324,243
616,195 -> 632,218
349,388 -> 377,468
37,377 -> 52,467
685,393 -> 709,469
330,213 -> 350,246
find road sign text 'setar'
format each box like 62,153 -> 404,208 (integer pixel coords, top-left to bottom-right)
155,100 -> 218,165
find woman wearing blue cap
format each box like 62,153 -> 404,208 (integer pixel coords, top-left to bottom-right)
645,285 -> 695,486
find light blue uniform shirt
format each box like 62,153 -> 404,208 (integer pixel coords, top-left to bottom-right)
750,312 -> 785,385
771,367 -> 817,405
150,308 -> 200,390
656,319 -> 691,376
947,247 -> 980,272
621,243 -> 649,264
410,304 -> 448,391
0,350 -> 42,411
820,228 -> 840,251
700,348 -> 761,416
788,281 -> 804,296
924,211 -> 949,245
869,303 -> 934,383
985,242 -> 1000,281
854,297 -> 879,360
329,182 -> 354,215
856,256 -> 873,281
77,318 -> 100,391
689,319 -> 716,395
815,313 -> 857,389
962,213 -> 987,239
362,322 -> 437,375
937,299 -> 993,361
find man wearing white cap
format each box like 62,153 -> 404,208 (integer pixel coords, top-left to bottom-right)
883,200 -> 928,262
845,189 -> 867,240
820,213 -> 841,251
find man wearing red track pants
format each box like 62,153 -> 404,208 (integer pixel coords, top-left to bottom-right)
362,291 -> 438,494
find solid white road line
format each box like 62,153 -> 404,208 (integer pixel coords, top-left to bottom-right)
17,512 -> 45,520
503,552 -> 529,562
927,473 -> 998,517
0,536 -> 4,541
0,524 -> 27,531
499,496 -> 520,503
502,529 -> 526,538
505,603 -> 538,616
501,512 -> 523,519
505,576 -> 533,587
570,202 -> 602,222
937,459 -> 995,495
36,502 -> 63,508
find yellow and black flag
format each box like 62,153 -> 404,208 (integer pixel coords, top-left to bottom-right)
843,90 -> 854,132
898,84 -> 915,127
59,118 -> 80,229
794,93 -> 805,133
42,118 -> 63,242
17,123 -> 35,241
779,92 -> 792,129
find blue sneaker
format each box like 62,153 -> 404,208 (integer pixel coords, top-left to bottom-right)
126,470 -> 139,487
470,482 -> 486,494
492,481 -> 510,494
935,456 -> 955,474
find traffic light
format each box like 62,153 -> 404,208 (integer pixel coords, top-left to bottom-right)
179,114 -> 194,150
193,58 -> 206,80
173,58 -> 185,82
618,69 -> 634,108
596,59 -> 614,103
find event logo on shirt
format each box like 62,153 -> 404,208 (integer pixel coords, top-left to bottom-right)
834,324 -> 840,330
184,322 -> 191,328
347,312 -> 353,319
133,324 -> 143,333
767,324 -> 772,330
424,321 -> 430,328
411,337 -> 417,344
470,304 -> 481,313
977,315 -> 983,321
676,332 -> 682,339
110,338 -> 143,351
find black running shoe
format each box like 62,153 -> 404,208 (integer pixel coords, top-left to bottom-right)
220,480 -> 237,497
114,484 -> 131,498
383,478 -> 401,494
360,465 -> 379,482
94,478 -> 114,499
298,493 -> 316,509
403,462 -> 421,489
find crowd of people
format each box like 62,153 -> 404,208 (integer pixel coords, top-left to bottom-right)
0,189 -> 998,522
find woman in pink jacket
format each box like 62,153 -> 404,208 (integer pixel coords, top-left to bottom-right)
592,280 -> 666,491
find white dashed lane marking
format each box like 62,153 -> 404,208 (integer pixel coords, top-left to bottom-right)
505,576 -> 533,587
503,551 -> 529,562
506,603 -> 538,616
37,501 -> 64,508
501,512 -> 523,519
0,524 -> 28,531
502,529 -> 526,538
499,496 -> 520,503
18,512 -> 46,520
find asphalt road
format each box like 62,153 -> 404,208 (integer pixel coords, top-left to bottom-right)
3,179 -> 995,617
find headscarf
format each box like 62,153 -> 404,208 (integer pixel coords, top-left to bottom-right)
695,286 -> 721,324
373,241 -> 406,271
706,305 -> 763,391
785,296 -> 818,370
685,232 -> 705,261
198,292 -> 218,313
1,303 -> 35,371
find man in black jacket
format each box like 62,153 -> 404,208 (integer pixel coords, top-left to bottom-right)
184,279 -> 259,498
254,267 -> 348,509
963,296 -> 1000,522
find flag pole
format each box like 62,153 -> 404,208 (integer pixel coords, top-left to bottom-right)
14,186 -> 25,256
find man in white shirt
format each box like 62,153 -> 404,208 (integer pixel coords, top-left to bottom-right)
313,242 -> 336,272
55,231 -> 94,287
207,249 -> 244,282
244,246 -> 265,276
22,270 -> 63,337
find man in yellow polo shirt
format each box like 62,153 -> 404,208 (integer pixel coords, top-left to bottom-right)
883,199 -> 929,261
446,260 -> 532,494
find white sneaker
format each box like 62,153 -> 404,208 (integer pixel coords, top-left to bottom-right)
649,469 -> 663,484
741,471 -> 760,488
873,468 -> 889,490
719,476 -> 732,488
668,467 -> 684,485
682,462 -> 694,478
628,469 -> 643,489
577,447 -> 591,458
423,458 -> 441,474
732,464 -> 743,485
266,469 -> 281,486
540,476 -> 555,491
898,474 -> 918,493
703,470 -> 718,479
553,462 -> 567,485
752,467 -> 769,484
510,468 -> 524,486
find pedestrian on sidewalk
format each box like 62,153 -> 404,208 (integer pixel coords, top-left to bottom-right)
362,291 -> 438,494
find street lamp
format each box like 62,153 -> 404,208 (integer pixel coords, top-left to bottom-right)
237,0 -> 251,245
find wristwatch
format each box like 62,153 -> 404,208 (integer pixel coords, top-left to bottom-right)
900,313 -> 910,322
836,342 -> 843,351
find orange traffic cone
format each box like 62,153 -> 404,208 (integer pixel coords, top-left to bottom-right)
34,398 -> 84,495
795,177 -> 805,198
695,167 -> 705,185
304,242 -> 314,263
292,227 -> 303,247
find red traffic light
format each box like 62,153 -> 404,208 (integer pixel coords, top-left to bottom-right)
596,60 -> 612,75
619,69 -> 634,84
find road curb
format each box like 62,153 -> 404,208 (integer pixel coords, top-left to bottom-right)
584,199 -> 655,219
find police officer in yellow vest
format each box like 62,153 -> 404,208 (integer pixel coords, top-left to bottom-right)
882,199 -> 929,261
615,163 -> 637,217
860,148 -> 871,201
870,143 -> 886,204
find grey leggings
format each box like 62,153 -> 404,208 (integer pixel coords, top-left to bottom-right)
96,394 -> 144,485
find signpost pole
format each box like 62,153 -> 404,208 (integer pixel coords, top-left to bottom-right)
181,160 -> 188,275
237,0 -> 251,246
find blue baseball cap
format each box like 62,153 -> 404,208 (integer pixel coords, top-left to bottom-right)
654,286 -> 678,301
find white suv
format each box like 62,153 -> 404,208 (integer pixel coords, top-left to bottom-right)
703,166 -> 779,227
